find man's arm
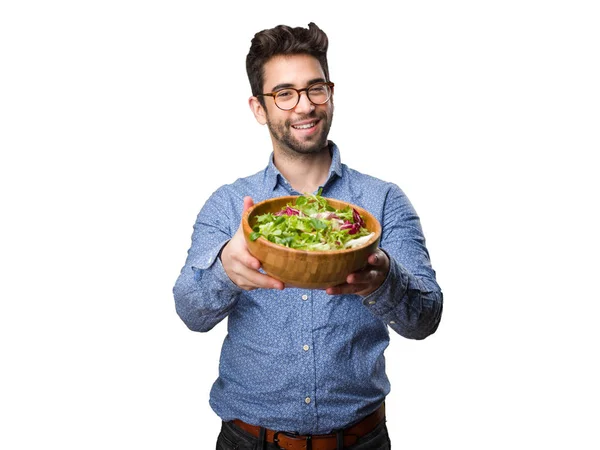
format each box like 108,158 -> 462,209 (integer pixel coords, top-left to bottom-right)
327,184 -> 443,339
173,192 -> 283,332
173,189 -> 241,332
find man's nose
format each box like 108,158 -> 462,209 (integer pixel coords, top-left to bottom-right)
294,91 -> 315,114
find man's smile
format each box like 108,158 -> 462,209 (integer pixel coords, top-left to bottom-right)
290,119 -> 320,134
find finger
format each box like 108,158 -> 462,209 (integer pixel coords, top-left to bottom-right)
326,282 -> 370,296
236,266 -> 284,290
237,250 -> 261,271
326,283 -> 369,296
368,250 -> 384,266
347,269 -> 378,285
243,196 -> 254,213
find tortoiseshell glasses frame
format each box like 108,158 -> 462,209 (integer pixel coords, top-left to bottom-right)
257,82 -> 335,111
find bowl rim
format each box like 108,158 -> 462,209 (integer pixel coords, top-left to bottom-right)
242,195 -> 382,255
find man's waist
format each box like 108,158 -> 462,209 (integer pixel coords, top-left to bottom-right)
231,403 -> 385,450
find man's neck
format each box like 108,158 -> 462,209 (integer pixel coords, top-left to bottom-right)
273,143 -> 332,195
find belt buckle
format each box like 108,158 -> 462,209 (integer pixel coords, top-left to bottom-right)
273,431 -> 312,450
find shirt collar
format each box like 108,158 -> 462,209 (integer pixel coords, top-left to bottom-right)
264,140 -> 343,192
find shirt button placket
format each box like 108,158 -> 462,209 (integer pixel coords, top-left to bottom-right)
300,292 -> 314,414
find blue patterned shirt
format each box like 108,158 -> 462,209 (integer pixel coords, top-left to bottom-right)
173,142 -> 443,434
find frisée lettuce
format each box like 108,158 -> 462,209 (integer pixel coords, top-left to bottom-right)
249,191 -> 374,251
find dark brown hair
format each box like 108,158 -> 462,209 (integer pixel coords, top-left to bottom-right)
246,22 -> 330,105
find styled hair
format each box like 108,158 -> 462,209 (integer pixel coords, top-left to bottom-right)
246,22 -> 330,104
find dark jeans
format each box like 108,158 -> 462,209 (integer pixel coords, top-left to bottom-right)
216,419 -> 391,450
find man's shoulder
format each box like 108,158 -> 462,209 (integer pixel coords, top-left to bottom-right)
340,164 -> 412,216
343,164 -> 400,193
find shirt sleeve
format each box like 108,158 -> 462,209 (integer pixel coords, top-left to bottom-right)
361,184 -> 443,339
173,188 -> 243,332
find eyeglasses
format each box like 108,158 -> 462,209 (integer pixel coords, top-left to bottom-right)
258,82 -> 334,111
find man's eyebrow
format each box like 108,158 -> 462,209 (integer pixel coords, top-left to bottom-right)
270,78 -> 326,92
270,83 -> 295,92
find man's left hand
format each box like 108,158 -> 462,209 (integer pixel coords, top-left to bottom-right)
325,249 -> 390,297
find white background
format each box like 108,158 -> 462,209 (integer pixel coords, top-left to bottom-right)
1,1 -> 599,449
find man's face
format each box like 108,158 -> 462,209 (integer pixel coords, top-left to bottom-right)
259,54 -> 333,155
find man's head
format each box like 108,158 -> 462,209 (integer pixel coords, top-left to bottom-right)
247,23 -> 334,156
246,23 -> 330,106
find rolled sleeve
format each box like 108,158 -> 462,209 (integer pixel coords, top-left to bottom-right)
361,185 -> 443,339
173,189 -> 243,332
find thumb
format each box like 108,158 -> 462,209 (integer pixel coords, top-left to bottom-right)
243,196 -> 254,213
368,251 -> 382,266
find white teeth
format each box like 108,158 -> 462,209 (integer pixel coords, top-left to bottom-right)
292,122 -> 315,129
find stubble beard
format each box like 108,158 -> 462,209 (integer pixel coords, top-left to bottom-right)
266,111 -> 333,157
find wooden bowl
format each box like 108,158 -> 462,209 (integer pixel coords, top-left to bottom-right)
242,196 -> 381,289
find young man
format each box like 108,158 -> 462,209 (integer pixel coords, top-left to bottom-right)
174,23 -> 443,450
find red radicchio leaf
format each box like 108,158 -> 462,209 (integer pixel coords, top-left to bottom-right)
275,206 -> 301,216
341,221 -> 360,235
352,208 -> 366,228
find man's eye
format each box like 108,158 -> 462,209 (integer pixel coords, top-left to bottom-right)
277,91 -> 293,98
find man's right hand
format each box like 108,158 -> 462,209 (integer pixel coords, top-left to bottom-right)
220,196 -> 285,291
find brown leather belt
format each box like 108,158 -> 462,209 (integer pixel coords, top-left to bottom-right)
232,403 -> 385,450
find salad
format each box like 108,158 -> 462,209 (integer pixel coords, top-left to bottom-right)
249,191 -> 375,251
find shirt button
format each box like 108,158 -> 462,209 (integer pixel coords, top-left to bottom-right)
301,294 -> 308,301
303,344 -> 310,351
389,320 -> 396,324
368,300 -> 377,305
305,397 -> 311,404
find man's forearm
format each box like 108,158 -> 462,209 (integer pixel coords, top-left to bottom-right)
174,241 -> 242,332
362,254 -> 443,339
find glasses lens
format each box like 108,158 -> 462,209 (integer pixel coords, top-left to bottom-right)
274,89 -> 298,110
307,83 -> 332,104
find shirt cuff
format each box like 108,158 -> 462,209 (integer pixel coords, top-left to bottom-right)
361,249 -> 409,317
190,239 -> 241,293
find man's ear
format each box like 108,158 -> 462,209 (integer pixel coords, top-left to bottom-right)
249,96 -> 268,125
